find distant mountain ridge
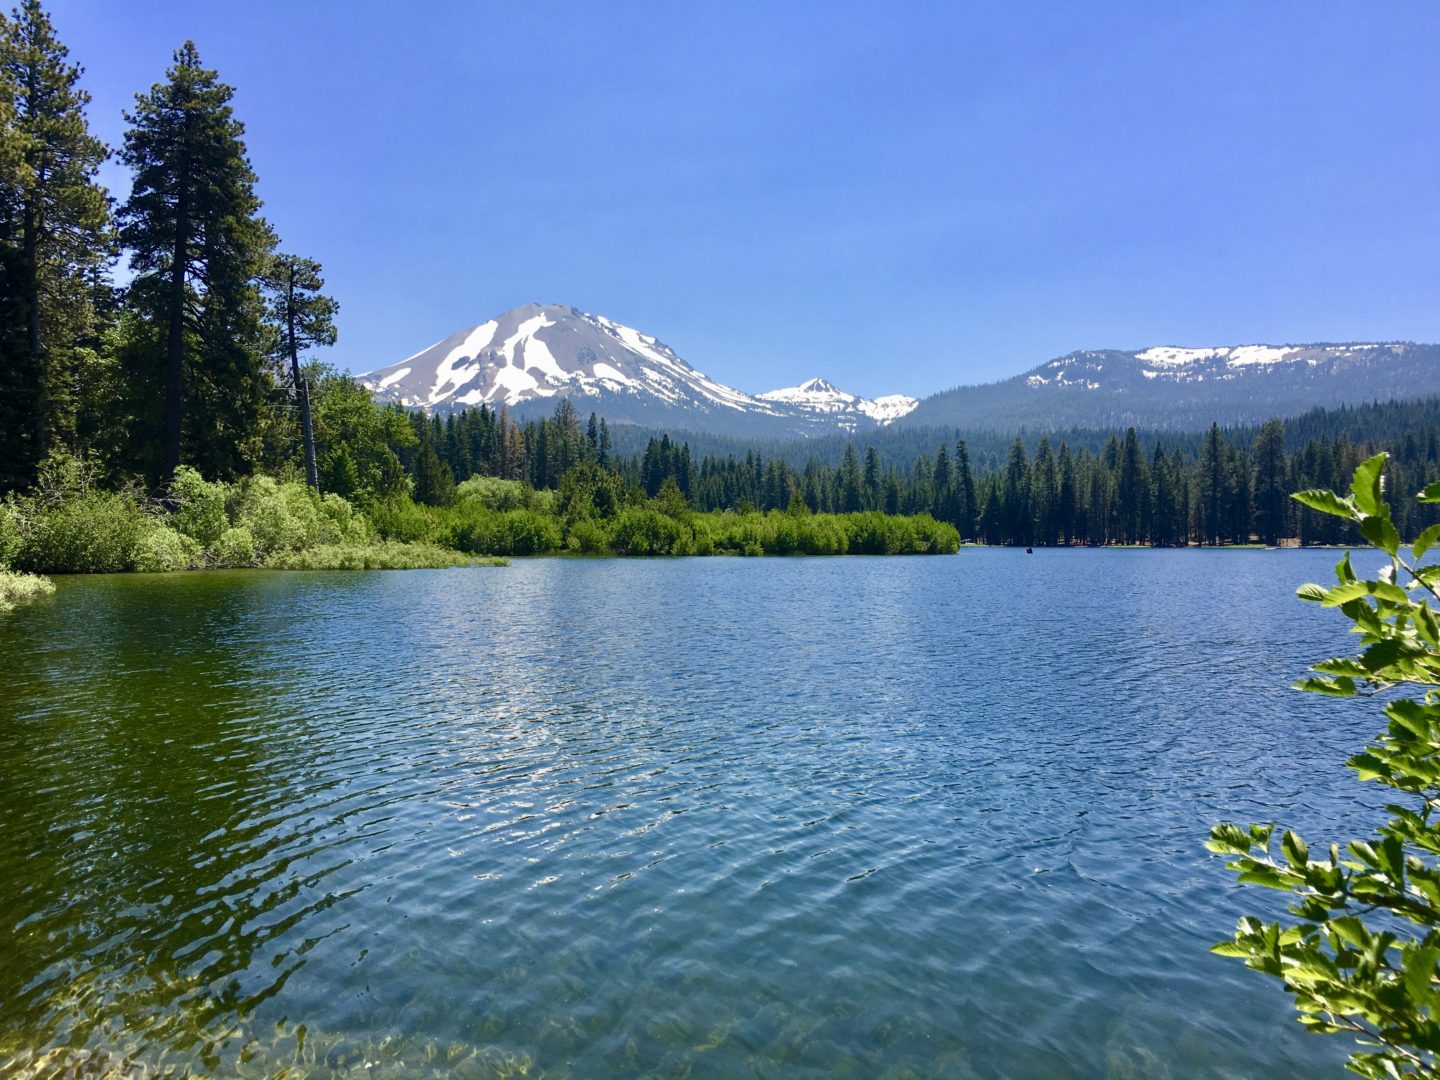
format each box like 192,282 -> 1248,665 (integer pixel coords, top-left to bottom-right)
903,342 -> 1440,432
359,303 -> 917,437
359,306 -> 1440,437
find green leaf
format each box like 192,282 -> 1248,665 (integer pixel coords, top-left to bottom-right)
1320,579 -> 1407,607
1320,580 -> 1372,607
1211,941 -> 1254,958
1419,481 -> 1440,505
1351,454 -> 1388,518
1348,752 -> 1388,781
1360,637 -> 1419,673
1336,552 -> 1356,584
1282,830 -> 1309,868
1359,514 -> 1401,557
1293,489 -> 1355,520
1405,946 -> 1439,1003
1238,865 -> 1293,889
1414,525 -> 1440,561
1296,582 -> 1329,603
1313,657 -> 1370,677
1294,676 -> 1357,697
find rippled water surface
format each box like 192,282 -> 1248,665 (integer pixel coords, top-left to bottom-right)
0,551 -> 1391,1077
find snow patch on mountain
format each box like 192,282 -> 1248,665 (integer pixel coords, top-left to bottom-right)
359,304 -> 919,436
757,377 -> 918,426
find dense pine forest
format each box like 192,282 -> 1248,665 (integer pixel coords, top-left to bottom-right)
412,398 -> 1440,547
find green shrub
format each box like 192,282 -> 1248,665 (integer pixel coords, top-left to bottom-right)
907,513 -> 961,554
319,492 -> 375,545
21,490 -> 149,573
448,506 -> 562,556
0,570 -> 54,613
566,518 -> 611,555
264,542 -> 505,570
133,525 -> 202,573
0,503 -> 21,570
368,495 -> 440,544
168,466 -> 230,547
455,475 -> 532,511
795,515 -> 849,555
609,507 -> 689,555
233,476 -> 353,554
212,527 -> 258,568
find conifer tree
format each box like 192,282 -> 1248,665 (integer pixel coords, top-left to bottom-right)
261,252 -> 337,491
863,445 -> 881,510
1252,417 -> 1288,545
1057,443 -> 1077,545
411,443 -> 456,506
117,41 -> 275,482
840,442 -> 863,513
955,439 -> 977,541
0,0 -> 110,490
1197,422 -> 1226,545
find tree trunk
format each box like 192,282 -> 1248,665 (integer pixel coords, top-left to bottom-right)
164,161 -> 189,485
22,183 -> 42,465
286,266 -> 319,491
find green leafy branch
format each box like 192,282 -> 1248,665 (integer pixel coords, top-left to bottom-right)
1210,454 -> 1440,1079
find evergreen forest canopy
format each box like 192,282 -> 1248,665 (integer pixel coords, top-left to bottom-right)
412,398 -> 1440,548
1,0 -> 1438,561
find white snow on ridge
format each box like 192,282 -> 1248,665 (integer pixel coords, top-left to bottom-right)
1135,346 -> 1230,367
758,377 -> 917,425
366,303 -> 920,429
863,394 -> 920,423
521,333 -> 565,381
590,362 -> 634,387
429,320 -> 498,403
500,314 -> 554,368
1225,345 -> 1293,367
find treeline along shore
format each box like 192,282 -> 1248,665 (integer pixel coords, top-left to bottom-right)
417,395 -> 1440,549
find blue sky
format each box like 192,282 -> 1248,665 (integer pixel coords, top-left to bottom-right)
52,1 -> 1440,397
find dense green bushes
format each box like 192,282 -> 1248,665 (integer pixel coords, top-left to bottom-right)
264,543 -> 502,571
367,483 -> 960,558
0,452 -> 958,578
0,456 -> 485,574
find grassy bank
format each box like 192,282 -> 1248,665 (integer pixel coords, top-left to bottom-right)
0,570 -> 55,613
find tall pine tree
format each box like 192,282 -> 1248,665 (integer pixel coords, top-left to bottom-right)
118,41 -> 274,482
0,0 -> 110,490
261,252 -> 337,490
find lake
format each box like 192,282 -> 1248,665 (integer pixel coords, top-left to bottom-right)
0,550 -> 1388,1077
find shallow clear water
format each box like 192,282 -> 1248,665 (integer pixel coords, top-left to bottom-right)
0,551 -> 1389,1077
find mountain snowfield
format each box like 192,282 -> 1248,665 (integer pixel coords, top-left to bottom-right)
757,378 -> 918,424
361,305 -> 1440,436
360,303 -> 919,436
906,341 -> 1440,431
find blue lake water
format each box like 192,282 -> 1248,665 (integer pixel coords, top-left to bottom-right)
0,550 -> 1389,1077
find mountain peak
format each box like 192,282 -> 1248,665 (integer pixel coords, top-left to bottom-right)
757,378 -> 918,426
359,304 -> 916,436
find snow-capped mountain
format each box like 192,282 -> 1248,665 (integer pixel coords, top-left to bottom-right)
903,342 -> 1440,432
757,378 -> 918,426
359,303 -> 914,436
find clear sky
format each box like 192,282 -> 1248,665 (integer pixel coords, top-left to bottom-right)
49,0 -> 1440,398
